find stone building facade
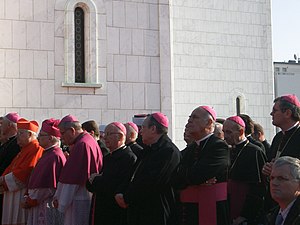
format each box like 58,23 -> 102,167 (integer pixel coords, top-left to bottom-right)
0,0 -> 274,148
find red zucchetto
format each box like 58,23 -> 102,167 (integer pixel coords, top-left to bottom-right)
17,118 -> 39,133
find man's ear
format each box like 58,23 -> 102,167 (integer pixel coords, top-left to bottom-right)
239,127 -> 244,136
206,118 -> 213,127
150,125 -> 156,133
130,131 -> 135,139
70,127 -> 76,135
284,108 -> 292,118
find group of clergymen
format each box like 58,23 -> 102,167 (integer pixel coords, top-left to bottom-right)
0,93 -> 300,225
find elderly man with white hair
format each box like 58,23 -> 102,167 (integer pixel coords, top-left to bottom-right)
87,122 -> 137,225
53,115 -> 102,225
173,106 -> 229,225
1,118 -> 44,225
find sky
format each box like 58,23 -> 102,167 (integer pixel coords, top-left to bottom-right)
272,0 -> 300,62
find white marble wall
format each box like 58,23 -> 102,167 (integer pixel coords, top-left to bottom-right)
0,0 -> 274,149
171,0 -> 275,149
0,0 -> 161,128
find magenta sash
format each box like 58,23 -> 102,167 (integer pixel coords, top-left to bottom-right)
180,182 -> 227,225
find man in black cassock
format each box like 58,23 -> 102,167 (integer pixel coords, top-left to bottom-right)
173,106 -> 230,225
223,116 -> 266,225
115,112 -> 181,225
124,122 -> 144,161
262,94 -> 300,211
87,122 -> 136,225
263,94 -> 300,171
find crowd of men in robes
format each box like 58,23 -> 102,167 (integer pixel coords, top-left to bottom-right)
0,93 -> 300,225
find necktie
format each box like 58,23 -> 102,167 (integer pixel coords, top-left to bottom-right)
275,213 -> 283,225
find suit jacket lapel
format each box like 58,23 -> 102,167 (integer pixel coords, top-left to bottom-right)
284,197 -> 300,225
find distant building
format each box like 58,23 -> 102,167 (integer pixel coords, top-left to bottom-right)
0,0 -> 274,149
274,60 -> 300,98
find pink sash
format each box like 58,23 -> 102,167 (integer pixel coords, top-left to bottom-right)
180,182 -> 227,225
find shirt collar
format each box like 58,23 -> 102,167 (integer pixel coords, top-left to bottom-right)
236,137 -> 248,146
279,198 -> 297,223
283,121 -> 299,134
195,133 -> 213,145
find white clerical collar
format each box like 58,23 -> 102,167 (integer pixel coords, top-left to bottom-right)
285,121 -> 299,133
282,121 -> 299,134
45,143 -> 59,151
236,137 -> 248,145
195,133 -> 213,146
279,198 -> 297,223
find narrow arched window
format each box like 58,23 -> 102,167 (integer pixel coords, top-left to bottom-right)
236,97 -> 241,115
74,7 -> 85,83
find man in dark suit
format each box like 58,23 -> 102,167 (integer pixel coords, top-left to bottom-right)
266,156 -> 300,225
173,106 -> 230,225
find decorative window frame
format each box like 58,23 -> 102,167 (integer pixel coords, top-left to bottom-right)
57,0 -> 104,88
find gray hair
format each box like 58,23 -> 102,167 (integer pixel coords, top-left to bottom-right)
2,116 -> 17,129
58,121 -> 82,131
273,156 -> 300,180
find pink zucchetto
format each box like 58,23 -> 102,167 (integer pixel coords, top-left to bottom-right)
152,112 -> 169,128
60,114 -> 79,124
227,116 -> 245,128
281,94 -> 300,107
5,112 -> 20,123
126,122 -> 139,133
111,122 -> 127,135
41,118 -> 61,138
200,106 -> 216,121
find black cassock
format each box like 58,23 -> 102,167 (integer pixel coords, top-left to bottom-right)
173,134 -> 230,225
124,134 -> 181,225
0,136 -> 20,222
87,146 -> 137,225
229,140 -> 267,224
268,125 -> 300,161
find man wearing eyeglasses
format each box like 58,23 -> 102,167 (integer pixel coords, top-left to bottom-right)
263,94 -> 300,176
23,118 -> 66,225
262,94 -> 300,211
53,115 -> 103,225
0,118 -> 44,225
266,156 -> 300,225
87,122 -> 137,225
